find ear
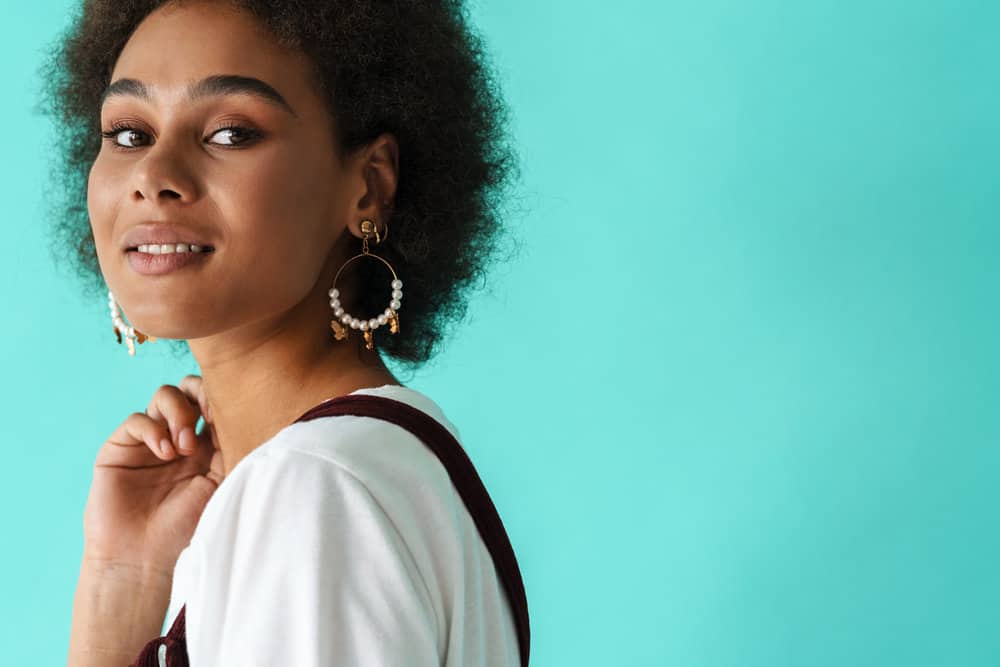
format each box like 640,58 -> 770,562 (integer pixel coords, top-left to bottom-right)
344,132 -> 398,239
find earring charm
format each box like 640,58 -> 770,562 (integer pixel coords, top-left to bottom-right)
109,289 -> 156,356
329,218 -> 402,351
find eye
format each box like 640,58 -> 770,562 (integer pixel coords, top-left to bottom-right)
100,122 -> 263,151
208,123 -> 263,147
101,124 -> 148,150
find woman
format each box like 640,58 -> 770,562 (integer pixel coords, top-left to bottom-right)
39,0 -> 528,664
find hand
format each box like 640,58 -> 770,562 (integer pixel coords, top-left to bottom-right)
82,374 -> 223,577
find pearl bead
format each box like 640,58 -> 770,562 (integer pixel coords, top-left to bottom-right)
390,299 -> 401,310
360,321 -> 368,331
368,318 -> 378,328
377,314 -> 387,324
341,314 -> 350,323
331,299 -> 340,308
391,279 -> 402,289
392,289 -> 403,300
350,320 -> 359,329
328,288 -> 339,298
334,307 -> 344,316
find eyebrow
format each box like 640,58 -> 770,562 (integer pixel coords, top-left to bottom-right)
100,74 -> 298,117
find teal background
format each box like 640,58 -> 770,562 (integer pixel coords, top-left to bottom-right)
2,1 -> 997,665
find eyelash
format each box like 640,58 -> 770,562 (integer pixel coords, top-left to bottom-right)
100,122 -> 263,152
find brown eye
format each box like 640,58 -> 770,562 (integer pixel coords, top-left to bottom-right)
118,129 -> 145,147
208,124 -> 262,147
101,126 -> 149,149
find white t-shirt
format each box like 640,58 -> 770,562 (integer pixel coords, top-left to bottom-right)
162,384 -> 520,666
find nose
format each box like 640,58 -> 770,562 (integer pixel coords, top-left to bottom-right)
130,138 -> 199,204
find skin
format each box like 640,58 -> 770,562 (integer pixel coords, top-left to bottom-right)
88,0 -> 403,479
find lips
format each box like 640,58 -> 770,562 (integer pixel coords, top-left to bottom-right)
127,248 -> 214,276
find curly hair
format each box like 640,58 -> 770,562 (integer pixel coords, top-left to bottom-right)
34,0 -> 524,373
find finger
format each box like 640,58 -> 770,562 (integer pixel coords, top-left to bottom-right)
98,412 -> 176,463
178,374 -> 211,426
146,384 -> 202,456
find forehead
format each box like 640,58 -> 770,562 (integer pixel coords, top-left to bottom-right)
108,1 -> 317,113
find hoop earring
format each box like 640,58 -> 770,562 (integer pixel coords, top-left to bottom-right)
328,219 -> 402,351
108,288 -> 156,356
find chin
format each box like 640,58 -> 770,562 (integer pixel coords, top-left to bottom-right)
112,310 -> 208,342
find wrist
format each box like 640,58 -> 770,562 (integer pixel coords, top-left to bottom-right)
68,558 -> 174,666
80,553 -> 175,588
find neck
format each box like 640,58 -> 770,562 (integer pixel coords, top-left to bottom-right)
188,307 -> 399,477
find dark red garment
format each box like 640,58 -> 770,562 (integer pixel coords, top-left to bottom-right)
128,393 -> 530,667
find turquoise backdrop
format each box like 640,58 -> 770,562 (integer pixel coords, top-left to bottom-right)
1,1 -> 997,665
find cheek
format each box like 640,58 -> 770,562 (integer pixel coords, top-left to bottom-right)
219,149 -> 337,291
251,142 -> 335,229
87,157 -> 122,270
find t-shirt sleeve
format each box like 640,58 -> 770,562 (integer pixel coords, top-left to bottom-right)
183,448 -> 441,666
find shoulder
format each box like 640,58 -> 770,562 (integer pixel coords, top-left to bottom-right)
173,386 -> 466,659
268,385 -> 467,526
273,384 -> 463,493
190,385 -> 470,555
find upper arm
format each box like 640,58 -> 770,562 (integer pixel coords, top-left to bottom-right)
184,449 -> 440,666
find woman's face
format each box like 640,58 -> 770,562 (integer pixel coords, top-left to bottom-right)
89,0 -> 357,341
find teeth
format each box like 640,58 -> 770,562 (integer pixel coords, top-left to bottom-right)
136,243 -> 207,254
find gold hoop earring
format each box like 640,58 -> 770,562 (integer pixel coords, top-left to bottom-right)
328,219 -> 402,351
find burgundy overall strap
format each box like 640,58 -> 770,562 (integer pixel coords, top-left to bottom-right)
128,601 -> 188,666
294,394 -> 531,667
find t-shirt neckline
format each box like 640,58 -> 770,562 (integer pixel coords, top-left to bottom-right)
301,383 -> 409,421
220,384 -> 420,482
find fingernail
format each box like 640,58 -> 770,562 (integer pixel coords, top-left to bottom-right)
160,438 -> 172,455
179,427 -> 194,452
